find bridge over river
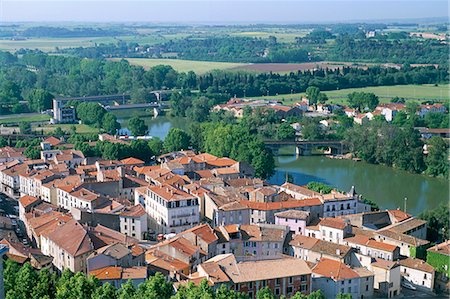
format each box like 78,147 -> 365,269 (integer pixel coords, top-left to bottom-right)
264,139 -> 347,156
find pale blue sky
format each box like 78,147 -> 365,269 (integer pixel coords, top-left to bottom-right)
1,0 -> 448,24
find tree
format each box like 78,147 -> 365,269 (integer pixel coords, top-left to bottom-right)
425,136 -> 449,178
256,287 -> 275,299
276,122 -> 296,140
32,268 -> 56,299
53,127 -> 65,137
102,113 -> 121,134
164,128 -> 191,152
76,102 -> 106,128
27,89 -> 53,112
347,92 -> 379,111
128,116 -> 147,136
419,202 -> 450,242
136,272 -> 173,298
301,121 -> 324,140
19,122 -> 32,134
24,146 -> 40,159
306,86 -> 320,105
0,80 -> 22,106
391,111 -> 408,126
148,137 -> 164,156
308,290 -> 326,299
187,96 -> 213,122
4,259 -> 20,296
13,262 -> 38,299
170,91 -> 191,117
424,112 -> 447,128
318,93 -> 328,104
129,139 -> 152,162
91,283 -> 117,299
306,181 -> 334,194
117,280 -> 136,299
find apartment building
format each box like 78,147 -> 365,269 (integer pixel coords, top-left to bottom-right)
311,258 -> 374,299
119,204 -> 147,240
343,235 -> 400,261
186,254 -> 312,299
135,184 -> 200,234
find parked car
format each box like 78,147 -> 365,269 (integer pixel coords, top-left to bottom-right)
401,280 -> 416,290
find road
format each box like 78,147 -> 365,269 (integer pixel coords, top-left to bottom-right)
401,288 -> 448,298
0,112 -> 42,120
0,194 -> 18,217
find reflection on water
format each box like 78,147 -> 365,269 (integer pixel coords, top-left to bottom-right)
269,153 -> 449,215
118,116 -> 191,140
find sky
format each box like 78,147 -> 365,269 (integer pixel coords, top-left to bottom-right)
0,0 -> 448,24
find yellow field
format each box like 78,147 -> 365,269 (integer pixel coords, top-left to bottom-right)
115,58 -> 246,74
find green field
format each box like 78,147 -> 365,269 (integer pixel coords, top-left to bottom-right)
0,114 -> 50,124
231,30 -> 310,43
116,58 -> 246,74
252,84 -> 450,105
33,124 -> 99,134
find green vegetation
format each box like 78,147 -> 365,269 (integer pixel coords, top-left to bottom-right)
128,116 -> 147,136
0,114 -> 50,124
34,124 -> 99,134
425,137 -> 449,178
117,58 -> 245,74
328,35 -> 448,65
347,92 -> 379,111
0,51 -> 447,115
427,247 -> 450,276
419,202 -> 450,242
305,86 -> 328,105
76,139 -> 163,162
164,128 -> 191,152
345,122 -> 425,173
306,181 -> 334,194
4,259 -> 327,299
75,102 -> 120,134
252,84 -> 450,105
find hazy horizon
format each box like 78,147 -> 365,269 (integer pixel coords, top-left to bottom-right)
1,0 -> 448,24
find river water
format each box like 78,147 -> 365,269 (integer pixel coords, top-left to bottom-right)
122,116 -> 448,215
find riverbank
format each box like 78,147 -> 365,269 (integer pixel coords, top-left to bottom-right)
129,117 -> 447,215
269,154 -> 448,215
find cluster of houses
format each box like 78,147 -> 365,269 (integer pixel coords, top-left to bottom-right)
212,98 -> 303,119
213,98 -> 448,139
0,134 -> 448,298
345,102 -> 447,125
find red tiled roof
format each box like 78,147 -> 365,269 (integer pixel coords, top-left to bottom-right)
19,195 -> 40,209
319,218 -> 348,230
312,258 -> 360,280
240,198 -> 322,211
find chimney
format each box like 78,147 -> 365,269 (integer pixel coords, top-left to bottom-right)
336,249 -> 341,256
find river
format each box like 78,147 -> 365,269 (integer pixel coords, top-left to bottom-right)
120,116 -> 448,215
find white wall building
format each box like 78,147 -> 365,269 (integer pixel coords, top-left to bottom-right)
135,184 -> 200,234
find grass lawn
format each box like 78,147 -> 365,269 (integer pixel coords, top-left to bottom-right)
0,114 -> 50,124
116,58 -> 246,74
251,84 -> 450,105
33,124 -> 99,134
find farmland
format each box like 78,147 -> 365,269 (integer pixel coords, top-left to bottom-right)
116,58 -> 246,74
251,84 -> 450,105
0,113 -> 50,124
